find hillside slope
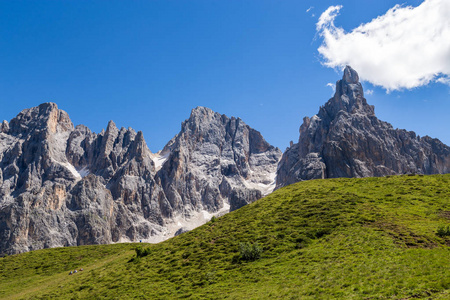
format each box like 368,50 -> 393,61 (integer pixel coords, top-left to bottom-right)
1,174 -> 449,299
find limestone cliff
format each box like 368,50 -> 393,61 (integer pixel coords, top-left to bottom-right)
276,66 -> 450,188
0,103 -> 281,254
156,107 -> 281,215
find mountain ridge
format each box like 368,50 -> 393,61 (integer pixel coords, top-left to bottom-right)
0,103 -> 281,254
276,66 -> 450,188
2,66 -> 450,254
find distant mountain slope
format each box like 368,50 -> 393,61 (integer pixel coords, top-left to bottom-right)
1,174 -> 449,299
276,66 -> 450,189
156,106 -> 281,216
0,103 -> 281,254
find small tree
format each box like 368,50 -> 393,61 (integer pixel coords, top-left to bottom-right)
135,245 -> 151,258
437,225 -> 450,237
239,242 -> 262,261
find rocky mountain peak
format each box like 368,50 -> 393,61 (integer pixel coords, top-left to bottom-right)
0,120 -> 8,133
106,120 -> 118,133
342,65 -> 359,84
276,67 -> 450,189
182,106 -> 226,135
157,105 -> 281,216
1,102 -> 282,254
190,106 -> 215,118
8,102 -> 74,137
129,131 -> 151,162
318,66 -> 373,123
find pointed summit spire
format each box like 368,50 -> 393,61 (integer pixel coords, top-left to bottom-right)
342,65 -> 359,84
1,120 -> 9,133
106,120 -> 117,133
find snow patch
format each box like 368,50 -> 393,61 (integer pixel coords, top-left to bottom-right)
60,162 -> 82,180
156,202 -> 231,241
151,150 -> 171,171
112,203 -> 232,244
54,161 -> 90,181
77,166 -> 90,178
114,216 -> 168,244
243,170 -> 277,196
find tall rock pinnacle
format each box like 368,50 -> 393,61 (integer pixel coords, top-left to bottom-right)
276,66 -> 450,188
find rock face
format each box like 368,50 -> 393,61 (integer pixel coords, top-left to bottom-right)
0,103 -> 281,254
156,107 -> 281,216
276,66 -> 450,188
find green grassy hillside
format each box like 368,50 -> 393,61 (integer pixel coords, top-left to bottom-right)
1,175 -> 450,299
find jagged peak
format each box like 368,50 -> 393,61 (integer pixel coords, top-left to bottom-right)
8,102 -> 74,136
183,106 -> 226,130
135,130 -> 145,143
1,120 -> 9,133
106,120 -> 117,132
342,65 -> 359,84
189,106 -> 217,120
191,106 -> 212,113
101,120 -> 120,141
129,130 -> 152,162
296,67 -> 374,135
320,66 -> 373,119
134,131 -> 148,151
38,101 -> 59,111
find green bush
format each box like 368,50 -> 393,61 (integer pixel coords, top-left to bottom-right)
135,245 -> 151,258
295,235 -> 311,249
436,225 -> 450,237
239,242 -> 262,261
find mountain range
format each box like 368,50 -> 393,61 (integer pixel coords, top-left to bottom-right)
1,66 -> 449,255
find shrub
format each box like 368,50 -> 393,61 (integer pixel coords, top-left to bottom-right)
239,242 -> 262,261
436,225 -> 450,237
295,235 -> 311,249
135,245 -> 151,258
210,216 -> 217,223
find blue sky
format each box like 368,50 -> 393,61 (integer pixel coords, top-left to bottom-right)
1,0 -> 449,152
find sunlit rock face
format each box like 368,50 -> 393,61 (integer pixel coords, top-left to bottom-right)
276,66 -> 450,189
156,106 -> 281,216
0,103 -> 281,254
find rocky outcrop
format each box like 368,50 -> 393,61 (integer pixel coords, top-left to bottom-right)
156,107 -> 281,218
0,103 -> 281,254
276,66 -> 450,188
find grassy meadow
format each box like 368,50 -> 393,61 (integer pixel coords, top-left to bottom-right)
1,174 -> 449,299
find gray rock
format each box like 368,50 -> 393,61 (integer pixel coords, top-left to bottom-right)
156,106 -> 282,216
229,188 -> 262,211
174,227 -> 189,236
0,120 -> 9,133
276,66 -> 450,189
0,103 -> 281,254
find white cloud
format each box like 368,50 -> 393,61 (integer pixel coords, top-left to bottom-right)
316,0 -> 450,91
326,82 -> 336,95
366,89 -> 374,95
306,6 -> 315,17
316,5 -> 342,30
436,77 -> 450,86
